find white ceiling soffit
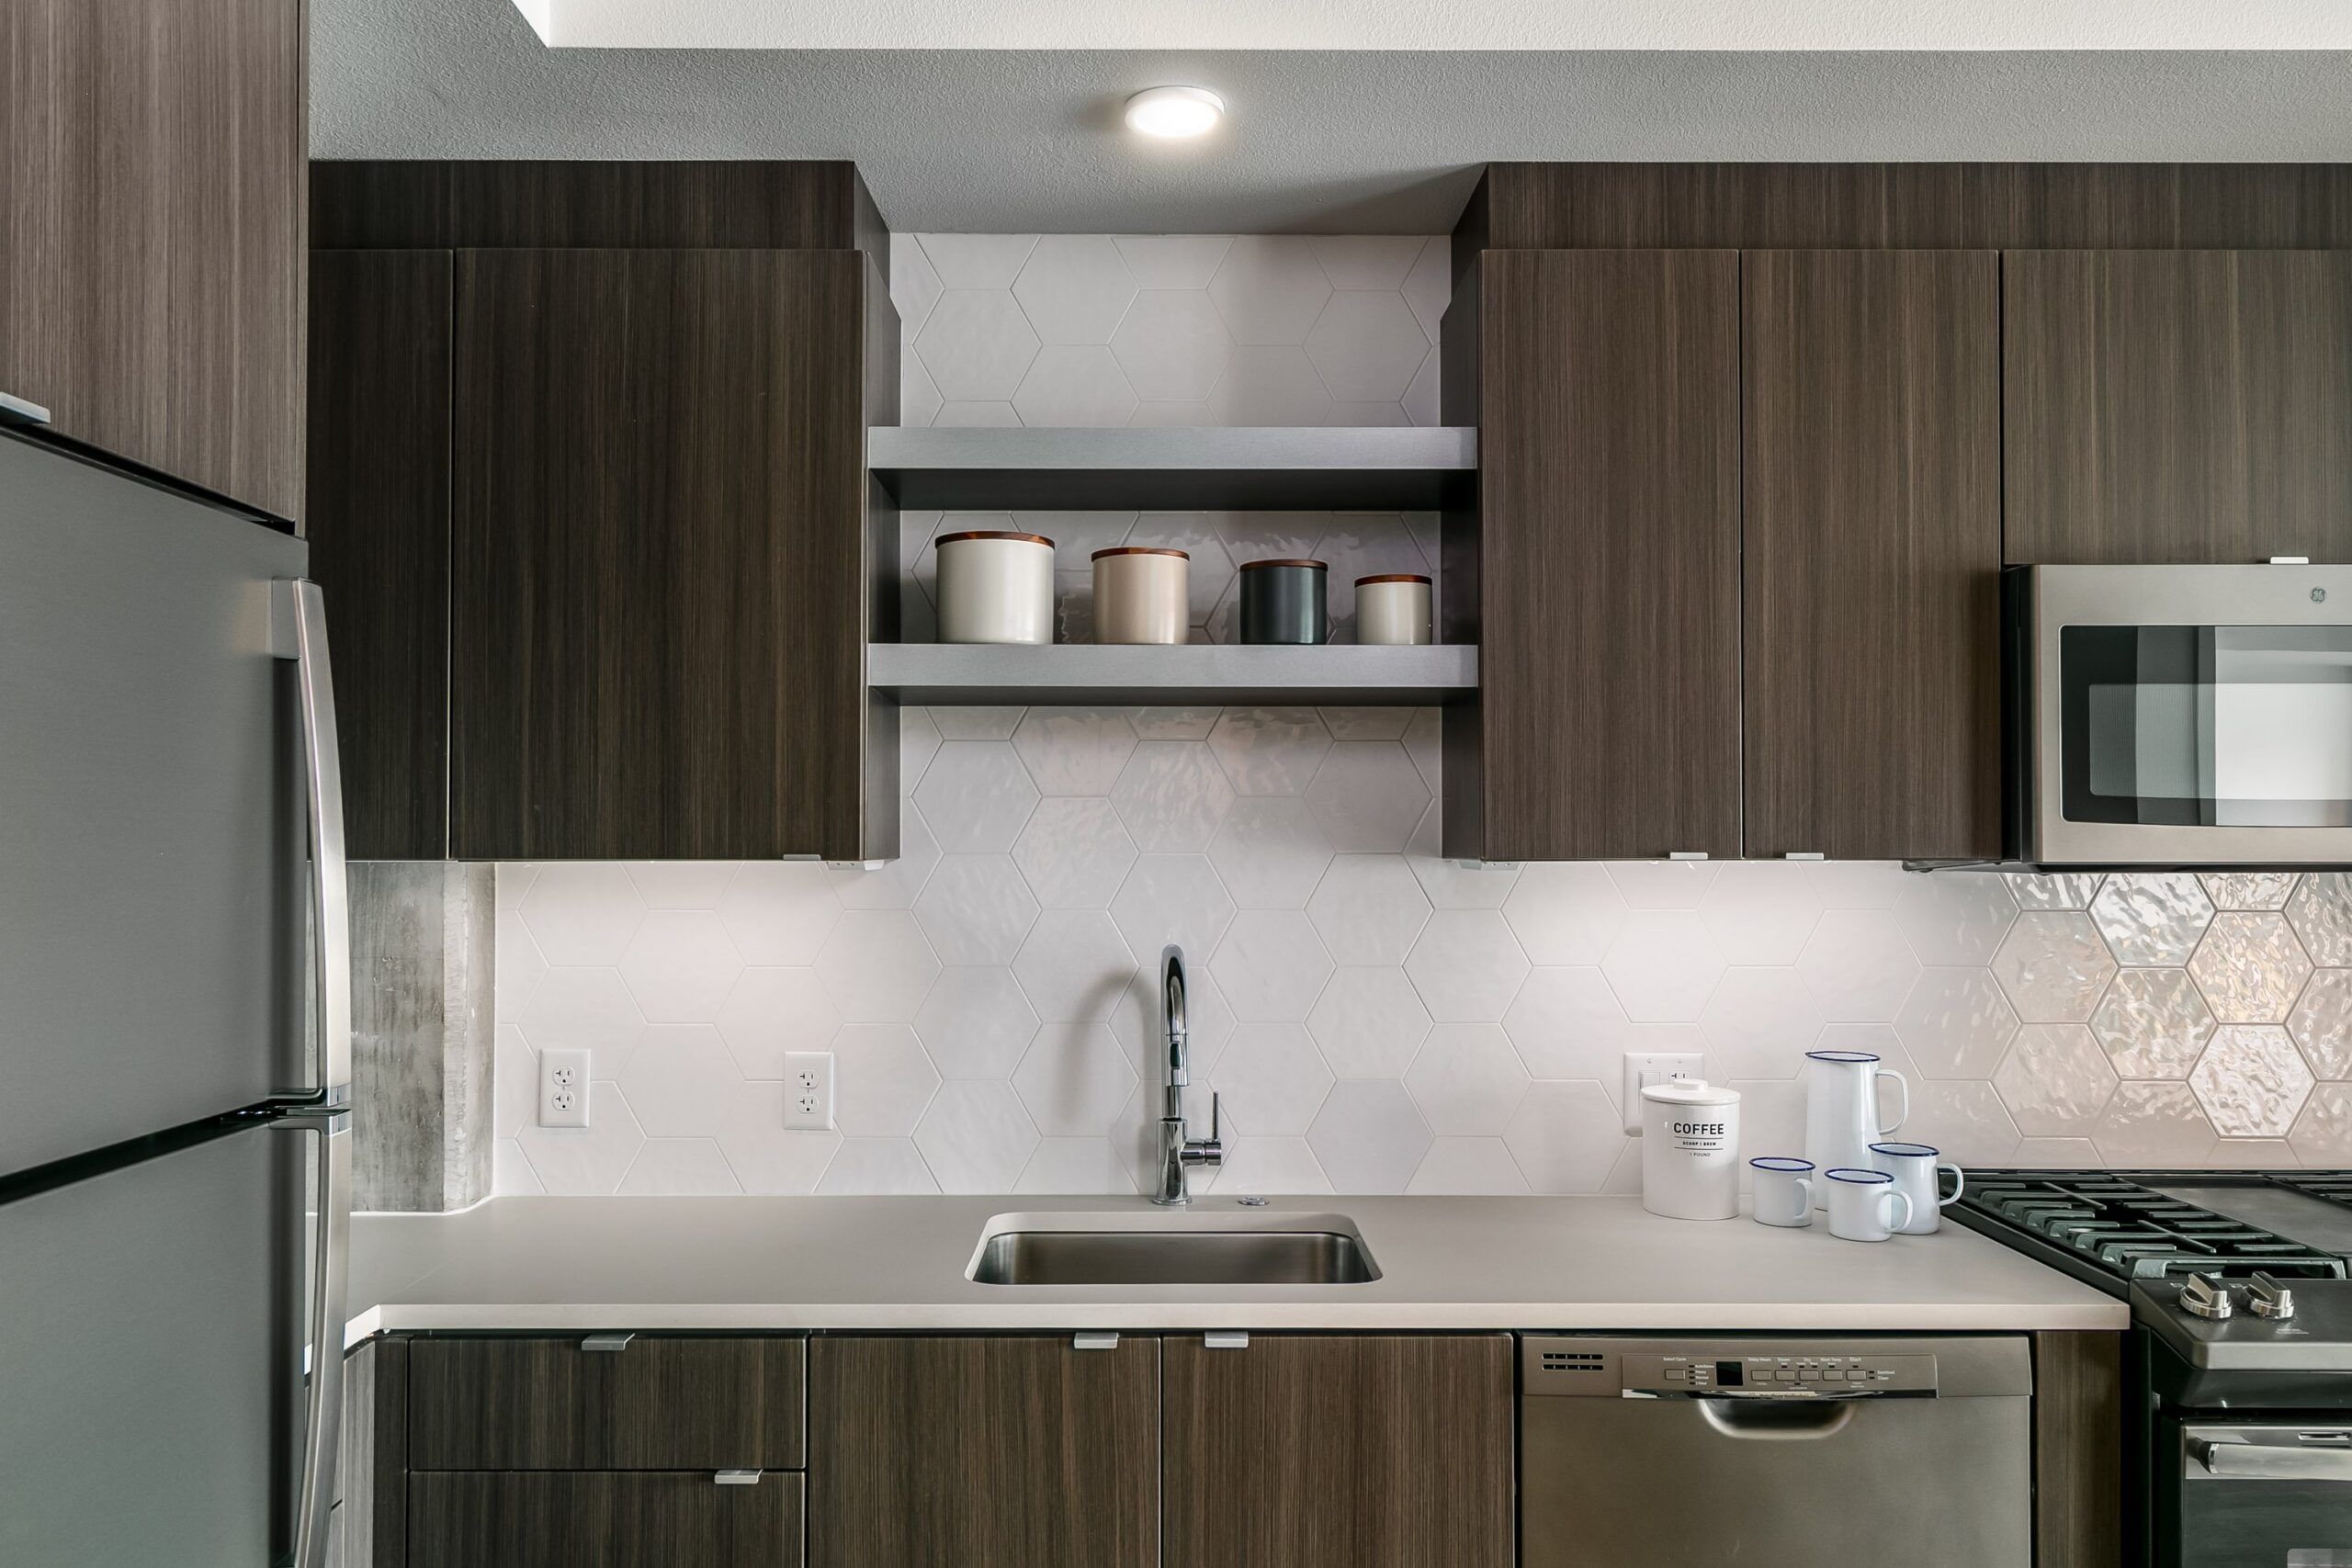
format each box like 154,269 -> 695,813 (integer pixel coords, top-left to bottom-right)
514,0 -> 2351,51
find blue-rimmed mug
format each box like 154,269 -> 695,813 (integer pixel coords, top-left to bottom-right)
1749,1157 -> 1815,1228
1824,1168 -> 1915,1242
1870,1141 -> 1964,1235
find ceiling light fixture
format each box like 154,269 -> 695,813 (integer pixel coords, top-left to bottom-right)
1124,85 -> 1225,139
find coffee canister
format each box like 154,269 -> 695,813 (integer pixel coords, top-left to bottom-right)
1639,1077 -> 1742,1221
1355,573 -> 1432,646
1238,559 -> 1329,646
1091,547 -> 1189,645
934,530 -> 1055,645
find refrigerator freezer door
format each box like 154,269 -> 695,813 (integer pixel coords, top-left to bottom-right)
0,1125 -> 303,1564
0,432 -> 307,1176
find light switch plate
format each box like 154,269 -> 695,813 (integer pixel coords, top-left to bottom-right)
783,1051 -> 834,1131
538,1047 -> 591,1128
1621,1050 -> 1704,1135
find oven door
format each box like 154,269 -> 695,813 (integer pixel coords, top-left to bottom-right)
2175,1423 -> 2352,1567
2016,564 -> 2352,865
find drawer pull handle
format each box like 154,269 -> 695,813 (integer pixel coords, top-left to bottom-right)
581,1333 -> 636,1352
715,1471 -> 762,1486
1072,1332 -> 1120,1350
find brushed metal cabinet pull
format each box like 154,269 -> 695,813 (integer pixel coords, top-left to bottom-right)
715,1471 -> 762,1486
1072,1332 -> 1120,1350
581,1333 -> 636,1352
1204,1331 -> 1250,1349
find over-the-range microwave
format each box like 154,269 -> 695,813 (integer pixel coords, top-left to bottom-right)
2006,563 -> 2352,868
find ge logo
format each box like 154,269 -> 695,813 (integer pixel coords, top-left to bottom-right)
2316,588 -> 2330,604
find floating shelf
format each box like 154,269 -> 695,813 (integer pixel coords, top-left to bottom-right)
867,425 -> 1476,511
868,643 -> 1477,706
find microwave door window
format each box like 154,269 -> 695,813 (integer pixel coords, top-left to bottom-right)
2063,626 -> 2352,829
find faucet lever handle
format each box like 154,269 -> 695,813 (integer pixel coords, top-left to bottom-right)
1208,1090 -> 1220,1145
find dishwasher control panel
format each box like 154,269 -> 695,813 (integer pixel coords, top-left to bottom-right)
1525,1337 -> 1942,1398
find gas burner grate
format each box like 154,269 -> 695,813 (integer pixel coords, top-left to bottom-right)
1955,1173 -> 2349,1284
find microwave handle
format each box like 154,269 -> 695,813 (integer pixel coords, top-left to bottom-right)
2190,1437 -> 2352,1482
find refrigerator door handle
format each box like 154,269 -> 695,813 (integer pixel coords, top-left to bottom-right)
273,580 -> 350,1103
277,1108 -> 351,1568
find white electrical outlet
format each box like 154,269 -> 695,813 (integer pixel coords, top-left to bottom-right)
782,1051 -> 834,1131
1621,1049 -> 1705,1135
538,1047 -> 591,1128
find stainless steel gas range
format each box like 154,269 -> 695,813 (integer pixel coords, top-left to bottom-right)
1951,1171 -> 2352,1568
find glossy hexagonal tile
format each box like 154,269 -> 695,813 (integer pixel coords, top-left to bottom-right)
933,705 -> 1026,741
1503,1081 -> 1626,1194
911,854 -> 1039,965
2288,873 -> 2352,964
1406,1138 -> 1532,1195
1012,908 -> 1136,1023
1108,290 -> 1231,402
713,968 -> 841,1079
916,234 -> 1038,289
1108,853 -> 1236,968
1698,968 -> 1827,1080
1208,1133 -> 1332,1195
710,1107 -> 840,1195
1205,236 -> 1333,346
1126,706 -> 1220,741
1110,741 -> 1236,852
617,1139 -> 743,1197
1012,1136 -> 1136,1195
1302,743 -> 1429,853
2289,1083 -> 2352,1165
1894,968 -> 2021,1079
889,235 -> 945,340
1319,706 -> 1412,741
1207,795 -> 1334,908
1900,1082 -> 2023,1168
1304,292 -> 1430,403
1797,909 -> 1923,1023
519,966 -> 648,1077
2189,912 -> 2313,1023
2090,873 -> 2215,967
1990,912 -> 2116,1023
1308,1080 -> 1433,1192
492,1140 -> 543,1196
1109,963 -> 1234,1089
1697,862 -> 1823,965
1990,1025 -> 2118,1137
2202,872 -> 2300,911
2289,969 -> 2352,1077
2189,1025 -> 2315,1137
1308,235 -> 1427,290
1010,707 -> 1138,796
1597,911 -> 1725,1024
1307,965 -> 1432,1078
1408,908 -> 1533,1023
1009,235 -> 1136,344
1012,797 -> 1137,910
815,1138 -> 939,1195
915,741 -> 1041,853
1211,1021 -> 1335,1134
1803,862 -> 1916,910
829,807 -> 942,911
1893,874 -> 2018,967
495,906 -> 548,1019
2090,967 -> 2217,1079
1207,345 -> 1334,427
1206,708 -> 1332,795
1406,802 -> 1522,911
1500,862 -> 1626,965
615,910 -> 744,1024
714,861 -> 842,963
1304,854 -> 1430,966
493,1026 -> 536,1140
813,909 -> 942,1023
1606,861 -> 1719,910
616,1025 -> 745,1137
830,1023 -> 941,1136
913,290 -> 1039,401
913,1080 -> 1041,1193
1213,908 -> 1335,1021
1503,967 -> 1631,1084
1403,1023 -> 1531,1135
520,863 -> 647,964
910,968 -> 1038,1080
2092,1081 -> 2221,1166
517,1091 -> 645,1196
623,861 -> 737,910
1012,344 -> 1138,428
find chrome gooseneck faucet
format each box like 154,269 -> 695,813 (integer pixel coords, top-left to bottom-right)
1151,943 -> 1222,1205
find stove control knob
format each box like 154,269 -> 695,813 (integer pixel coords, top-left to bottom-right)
2180,1273 -> 2234,1321
2247,1271 -> 2295,1321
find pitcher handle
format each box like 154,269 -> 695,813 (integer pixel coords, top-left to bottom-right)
1876,1067 -> 1909,1134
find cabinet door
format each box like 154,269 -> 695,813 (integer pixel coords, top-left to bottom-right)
409,1472 -> 802,1568
807,1335 -> 1158,1568
1163,1334 -> 1514,1568
0,0 -> 305,519
2005,250 -> 2352,565
448,248 -> 885,860
307,251 -> 453,859
1743,250 -> 2003,859
1453,249 -> 1742,860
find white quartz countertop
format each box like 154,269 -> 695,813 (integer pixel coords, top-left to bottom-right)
343,1193 -> 2125,1344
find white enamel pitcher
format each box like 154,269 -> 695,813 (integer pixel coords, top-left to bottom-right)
1802,1049 -> 1908,1209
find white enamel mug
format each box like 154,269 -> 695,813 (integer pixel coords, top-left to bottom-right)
1870,1142 -> 1965,1235
1824,1168 -> 1915,1243
1748,1157 -> 1815,1228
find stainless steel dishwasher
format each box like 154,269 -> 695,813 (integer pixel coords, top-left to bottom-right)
1521,1335 -> 2033,1566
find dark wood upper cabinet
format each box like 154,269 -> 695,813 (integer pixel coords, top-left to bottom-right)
1742,250 -> 2004,860
445,247 -> 893,861
2005,250 -> 2352,565
2,0 -> 306,519
307,251 -> 453,859
1445,248 -> 1742,861
1163,1334 -> 1514,1568
807,1335 -> 1159,1568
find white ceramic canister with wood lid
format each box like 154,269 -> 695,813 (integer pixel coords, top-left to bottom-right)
1091,547 -> 1189,645
935,530 -> 1055,645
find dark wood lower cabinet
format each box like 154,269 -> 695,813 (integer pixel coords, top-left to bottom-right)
806,1335 -> 1159,1568
1162,1334 -> 1515,1568
2034,1331 -> 2126,1568
409,1472 -> 803,1568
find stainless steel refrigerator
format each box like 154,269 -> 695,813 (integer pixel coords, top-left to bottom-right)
0,415 -> 351,1566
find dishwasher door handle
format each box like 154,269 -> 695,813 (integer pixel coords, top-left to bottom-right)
1695,1396 -> 1860,1440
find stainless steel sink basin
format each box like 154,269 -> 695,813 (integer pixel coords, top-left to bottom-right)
970,1228 -> 1381,1286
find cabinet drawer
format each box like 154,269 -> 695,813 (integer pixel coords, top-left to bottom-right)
409,1336 -> 804,1471
411,1472 -> 803,1568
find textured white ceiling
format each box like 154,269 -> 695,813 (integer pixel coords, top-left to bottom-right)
314,0 -> 2352,233
520,0 -> 2352,51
